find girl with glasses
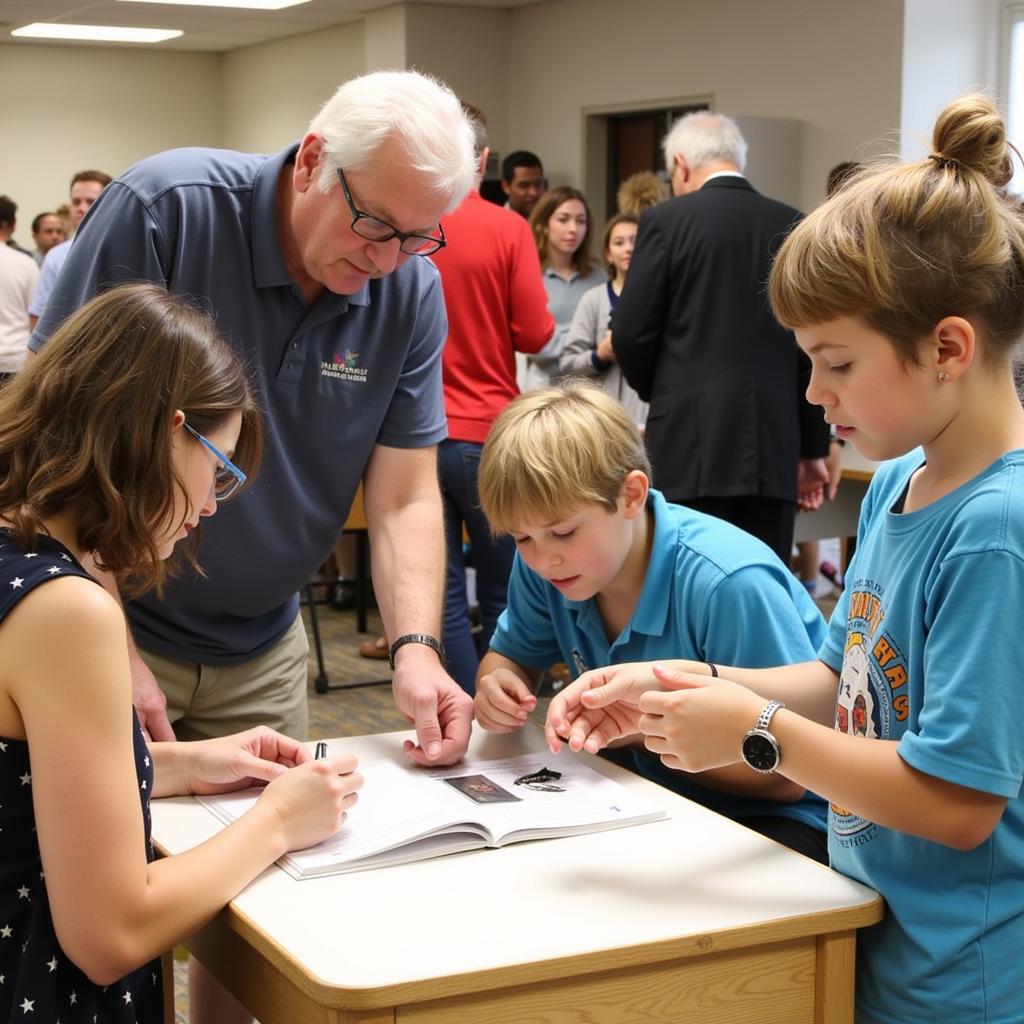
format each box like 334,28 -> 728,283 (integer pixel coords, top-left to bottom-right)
0,283 -> 362,1024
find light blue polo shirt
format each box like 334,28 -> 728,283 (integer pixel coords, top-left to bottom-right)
29,145 -> 448,663
490,489 -> 828,828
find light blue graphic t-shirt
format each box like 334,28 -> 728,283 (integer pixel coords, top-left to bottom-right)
819,450 -> 1024,1024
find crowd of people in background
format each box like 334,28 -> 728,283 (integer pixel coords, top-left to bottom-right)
1,172 -> 111,383
2,103 -> 853,703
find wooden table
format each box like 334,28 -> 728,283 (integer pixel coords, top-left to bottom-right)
152,729 -> 882,1024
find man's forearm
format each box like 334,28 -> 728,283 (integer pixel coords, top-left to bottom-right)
368,494 -> 445,642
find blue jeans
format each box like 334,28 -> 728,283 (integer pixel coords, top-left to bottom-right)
438,440 -> 515,695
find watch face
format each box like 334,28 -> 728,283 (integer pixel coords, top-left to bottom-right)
742,731 -> 779,772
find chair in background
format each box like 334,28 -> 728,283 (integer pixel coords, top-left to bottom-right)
309,485 -> 390,694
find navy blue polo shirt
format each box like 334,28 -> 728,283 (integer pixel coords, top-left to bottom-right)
30,145 -> 447,663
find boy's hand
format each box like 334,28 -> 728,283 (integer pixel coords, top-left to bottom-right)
474,667 -> 537,733
596,331 -> 616,363
544,662 -> 662,754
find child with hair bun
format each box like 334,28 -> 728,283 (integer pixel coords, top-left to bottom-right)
548,95 -> 1024,1023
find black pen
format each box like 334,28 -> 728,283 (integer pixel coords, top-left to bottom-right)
314,741 -> 328,760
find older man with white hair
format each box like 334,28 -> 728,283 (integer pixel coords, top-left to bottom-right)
30,70 -> 477,766
612,111 -> 829,562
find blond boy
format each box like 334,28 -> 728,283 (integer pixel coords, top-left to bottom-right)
475,381 -> 829,860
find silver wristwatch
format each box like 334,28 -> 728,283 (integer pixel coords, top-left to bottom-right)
740,699 -> 785,774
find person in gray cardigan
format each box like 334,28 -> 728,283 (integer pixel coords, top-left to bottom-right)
559,213 -> 648,425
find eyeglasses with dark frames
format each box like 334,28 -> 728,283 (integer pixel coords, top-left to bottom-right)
184,423 -> 247,502
336,167 -> 446,257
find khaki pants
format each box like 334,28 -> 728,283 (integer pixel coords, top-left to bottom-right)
139,613 -> 310,742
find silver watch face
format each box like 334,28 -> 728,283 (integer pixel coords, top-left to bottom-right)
742,730 -> 779,772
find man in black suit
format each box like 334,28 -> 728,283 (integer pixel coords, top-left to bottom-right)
612,112 -> 829,562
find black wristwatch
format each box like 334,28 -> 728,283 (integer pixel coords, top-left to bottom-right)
741,699 -> 785,774
388,633 -> 447,669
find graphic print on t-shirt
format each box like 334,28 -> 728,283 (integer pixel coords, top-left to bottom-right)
830,584 -> 909,845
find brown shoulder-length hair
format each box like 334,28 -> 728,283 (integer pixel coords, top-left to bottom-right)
0,283 -> 262,595
529,185 -> 597,277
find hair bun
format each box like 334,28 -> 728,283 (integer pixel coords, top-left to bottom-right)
932,93 -> 1013,188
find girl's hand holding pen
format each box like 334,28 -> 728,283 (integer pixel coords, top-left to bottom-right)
255,751 -> 363,853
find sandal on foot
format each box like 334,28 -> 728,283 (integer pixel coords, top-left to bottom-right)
358,634 -> 389,660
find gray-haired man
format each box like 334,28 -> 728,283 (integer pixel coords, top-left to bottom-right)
30,70 -> 477,767
613,111 -> 829,562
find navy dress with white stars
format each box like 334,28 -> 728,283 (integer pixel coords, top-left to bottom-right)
0,530 -> 162,1023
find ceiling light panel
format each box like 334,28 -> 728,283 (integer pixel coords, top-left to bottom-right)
115,0 -> 312,9
11,22 -> 183,42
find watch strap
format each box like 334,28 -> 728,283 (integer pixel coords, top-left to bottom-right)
388,633 -> 447,669
755,699 -> 785,732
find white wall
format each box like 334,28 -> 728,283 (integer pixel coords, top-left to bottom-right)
735,117 -> 803,210
901,0 -> 1002,160
220,23 -> 365,154
0,43 -> 221,248
364,4 -> 408,72
7,0 -> 1006,252
403,4 -> 513,166
504,0 -> 905,212
216,4 -> 514,169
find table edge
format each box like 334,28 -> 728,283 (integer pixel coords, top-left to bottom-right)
217,891 -> 884,1010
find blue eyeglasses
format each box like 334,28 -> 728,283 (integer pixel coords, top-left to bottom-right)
336,167 -> 446,256
184,423 -> 247,501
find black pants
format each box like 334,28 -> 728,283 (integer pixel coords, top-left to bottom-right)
738,814 -> 829,864
598,748 -> 829,865
673,494 -> 797,564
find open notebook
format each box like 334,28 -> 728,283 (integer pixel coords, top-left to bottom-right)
198,751 -> 667,879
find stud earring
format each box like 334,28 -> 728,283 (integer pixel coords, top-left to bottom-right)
937,371 -> 949,383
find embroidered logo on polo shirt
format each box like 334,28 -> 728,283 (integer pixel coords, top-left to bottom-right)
321,350 -> 368,383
